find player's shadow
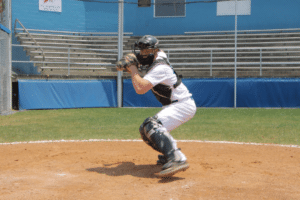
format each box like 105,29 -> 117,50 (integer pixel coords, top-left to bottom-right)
86,162 -> 184,182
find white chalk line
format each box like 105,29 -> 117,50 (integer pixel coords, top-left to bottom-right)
0,139 -> 299,148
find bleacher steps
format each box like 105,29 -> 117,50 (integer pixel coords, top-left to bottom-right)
14,29 -> 300,78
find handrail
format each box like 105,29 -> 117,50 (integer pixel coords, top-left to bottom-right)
11,44 -> 119,52
14,19 -> 46,63
14,27 -> 133,36
11,60 -> 114,66
185,28 -> 300,35
162,46 -> 300,51
12,44 -> 300,54
171,62 -> 300,66
12,44 -> 300,55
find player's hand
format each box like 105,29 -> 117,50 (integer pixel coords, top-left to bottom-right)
116,53 -> 139,72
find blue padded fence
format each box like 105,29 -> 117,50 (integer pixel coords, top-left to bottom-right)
123,78 -> 235,107
123,78 -> 300,108
237,78 -> 300,108
18,79 -> 117,110
18,78 -> 300,110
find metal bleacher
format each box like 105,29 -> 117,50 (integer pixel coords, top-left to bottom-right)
13,19 -> 134,77
12,19 -> 300,78
157,29 -> 300,77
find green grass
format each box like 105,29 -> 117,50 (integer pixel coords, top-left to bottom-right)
172,108 -> 300,145
0,108 -> 299,145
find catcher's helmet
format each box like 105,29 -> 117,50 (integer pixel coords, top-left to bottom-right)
134,35 -> 159,50
134,35 -> 159,66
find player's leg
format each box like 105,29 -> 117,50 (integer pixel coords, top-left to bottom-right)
155,98 -> 196,177
139,116 -> 189,177
157,97 -> 196,132
139,116 -> 177,155
155,98 -> 196,163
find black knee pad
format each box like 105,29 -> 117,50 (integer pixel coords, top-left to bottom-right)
139,116 -> 175,156
139,116 -> 162,139
139,116 -> 162,152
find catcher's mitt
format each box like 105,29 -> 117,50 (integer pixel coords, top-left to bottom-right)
116,53 -> 139,72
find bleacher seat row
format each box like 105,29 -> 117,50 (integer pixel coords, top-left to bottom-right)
14,27 -> 300,78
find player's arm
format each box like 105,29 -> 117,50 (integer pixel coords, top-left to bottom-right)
128,65 -> 153,95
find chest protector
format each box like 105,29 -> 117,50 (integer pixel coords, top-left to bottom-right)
146,58 -> 182,106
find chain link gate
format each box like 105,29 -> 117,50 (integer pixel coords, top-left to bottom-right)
0,0 -> 12,115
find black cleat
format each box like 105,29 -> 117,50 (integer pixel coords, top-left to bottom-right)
155,160 -> 190,178
156,155 -> 167,165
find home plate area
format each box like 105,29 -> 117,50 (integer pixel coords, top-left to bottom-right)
0,140 -> 299,200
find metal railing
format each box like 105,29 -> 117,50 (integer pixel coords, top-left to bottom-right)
14,28 -> 133,36
12,20 -> 135,76
14,19 -> 46,64
12,44 -> 300,77
11,23 -> 300,77
185,28 -> 300,35
162,46 -> 300,77
12,44 -> 118,75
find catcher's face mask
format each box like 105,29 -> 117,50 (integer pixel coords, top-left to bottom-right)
133,35 -> 159,67
134,46 -> 155,66
140,48 -> 155,56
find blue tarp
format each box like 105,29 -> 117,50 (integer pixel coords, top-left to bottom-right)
123,79 -> 161,107
184,78 -> 234,107
18,79 -> 117,110
124,78 -> 300,108
123,78 -> 234,107
18,78 -> 300,110
237,78 -> 300,107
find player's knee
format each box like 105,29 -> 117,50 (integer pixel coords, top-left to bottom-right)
139,116 -> 163,140
139,116 -> 164,152
139,116 -> 177,157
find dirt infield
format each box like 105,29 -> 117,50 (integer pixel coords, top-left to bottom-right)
0,141 -> 299,200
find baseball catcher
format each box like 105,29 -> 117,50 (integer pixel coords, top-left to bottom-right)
116,35 -> 196,178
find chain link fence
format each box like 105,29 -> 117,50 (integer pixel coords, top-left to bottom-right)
0,0 -> 12,115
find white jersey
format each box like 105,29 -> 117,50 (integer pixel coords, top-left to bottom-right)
143,51 -> 192,102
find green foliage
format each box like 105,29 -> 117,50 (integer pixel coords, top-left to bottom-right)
0,108 -> 299,145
